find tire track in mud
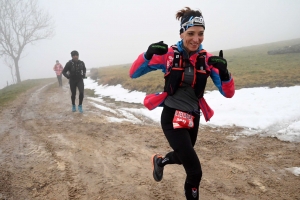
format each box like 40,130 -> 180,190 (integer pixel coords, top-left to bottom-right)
0,130 -> 13,200
0,82 -> 83,199
43,138 -> 86,199
0,85 -> 46,199
18,83 -> 86,199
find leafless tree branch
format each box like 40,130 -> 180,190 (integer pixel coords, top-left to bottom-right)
0,0 -> 55,83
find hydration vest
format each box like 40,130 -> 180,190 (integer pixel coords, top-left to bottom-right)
68,60 -> 85,77
164,46 -> 210,98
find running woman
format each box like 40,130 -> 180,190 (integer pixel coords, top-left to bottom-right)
62,50 -> 86,113
129,7 -> 235,199
53,60 -> 63,87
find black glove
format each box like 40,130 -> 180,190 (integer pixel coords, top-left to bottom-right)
145,41 -> 168,60
208,50 -> 230,81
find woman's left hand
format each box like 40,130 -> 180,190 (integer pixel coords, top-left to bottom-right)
208,50 -> 230,81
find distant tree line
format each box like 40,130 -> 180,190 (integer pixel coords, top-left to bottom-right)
268,44 -> 300,55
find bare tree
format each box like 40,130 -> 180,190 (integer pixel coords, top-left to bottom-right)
0,0 -> 54,83
4,56 -> 16,84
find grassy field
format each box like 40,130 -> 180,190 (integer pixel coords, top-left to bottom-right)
94,38 -> 300,94
0,78 -> 55,109
2,38 -> 298,109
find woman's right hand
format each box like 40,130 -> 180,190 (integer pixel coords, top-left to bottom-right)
145,41 -> 168,60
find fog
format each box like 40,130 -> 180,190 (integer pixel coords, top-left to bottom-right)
1,0 -> 300,89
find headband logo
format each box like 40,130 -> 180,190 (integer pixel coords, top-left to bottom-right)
194,17 -> 204,24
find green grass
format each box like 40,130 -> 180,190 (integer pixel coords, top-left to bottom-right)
0,78 -> 54,108
97,38 -> 300,93
84,89 -> 96,97
1,38 -> 299,110
0,77 -> 95,109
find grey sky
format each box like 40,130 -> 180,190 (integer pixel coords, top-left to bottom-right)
1,0 -> 300,89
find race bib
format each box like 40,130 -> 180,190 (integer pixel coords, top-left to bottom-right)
172,110 -> 194,129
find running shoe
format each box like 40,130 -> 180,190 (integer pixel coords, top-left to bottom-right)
72,105 -> 76,112
151,154 -> 164,182
78,105 -> 83,113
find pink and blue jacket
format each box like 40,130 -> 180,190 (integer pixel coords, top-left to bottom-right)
129,41 -> 235,121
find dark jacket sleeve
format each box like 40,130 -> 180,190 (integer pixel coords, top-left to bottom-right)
62,62 -> 70,78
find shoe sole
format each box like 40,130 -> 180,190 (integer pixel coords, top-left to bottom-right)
151,154 -> 163,182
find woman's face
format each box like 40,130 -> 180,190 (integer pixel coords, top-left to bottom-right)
181,26 -> 204,53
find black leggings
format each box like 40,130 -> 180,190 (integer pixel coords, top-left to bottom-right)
69,79 -> 84,105
160,105 -> 202,199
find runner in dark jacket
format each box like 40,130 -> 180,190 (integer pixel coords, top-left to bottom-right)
62,50 -> 86,113
129,7 -> 235,200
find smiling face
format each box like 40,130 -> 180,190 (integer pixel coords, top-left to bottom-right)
181,26 -> 204,53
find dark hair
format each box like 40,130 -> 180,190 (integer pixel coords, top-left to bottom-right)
176,7 -> 204,34
176,7 -> 203,22
71,50 -> 79,56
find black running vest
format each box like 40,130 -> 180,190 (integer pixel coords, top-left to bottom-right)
68,60 -> 85,77
164,46 -> 210,98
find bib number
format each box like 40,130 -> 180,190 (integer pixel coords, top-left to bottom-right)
172,110 -> 194,129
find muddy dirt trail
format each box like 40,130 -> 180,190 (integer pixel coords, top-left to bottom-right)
0,81 -> 299,200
